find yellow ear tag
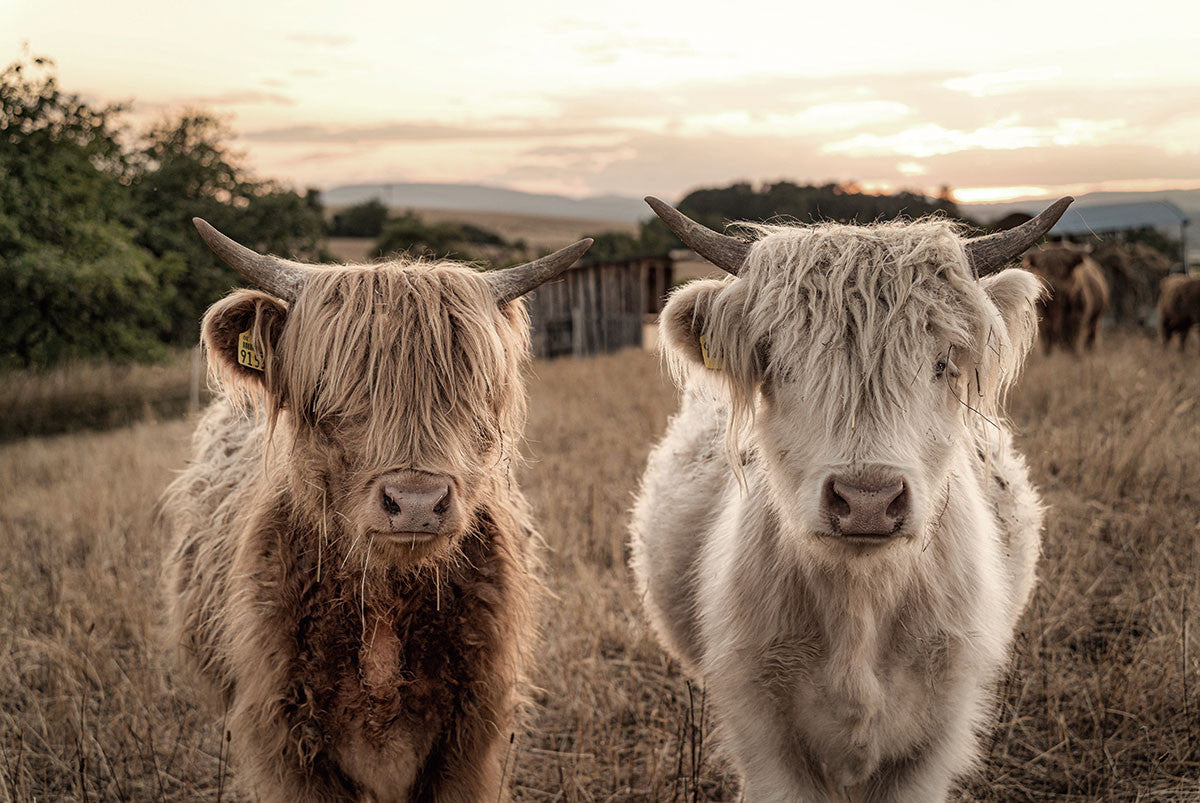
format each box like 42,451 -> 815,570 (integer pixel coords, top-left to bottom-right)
237,330 -> 265,372
699,334 -> 722,370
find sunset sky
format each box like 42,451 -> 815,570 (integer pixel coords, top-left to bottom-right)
6,0 -> 1200,203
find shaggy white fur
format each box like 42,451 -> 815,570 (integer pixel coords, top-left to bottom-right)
631,218 -> 1044,802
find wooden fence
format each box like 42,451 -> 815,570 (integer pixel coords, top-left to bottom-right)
525,255 -> 673,358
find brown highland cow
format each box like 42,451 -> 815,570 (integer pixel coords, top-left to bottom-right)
1022,244 -> 1110,352
161,221 -> 591,802
1159,273 -> 1200,352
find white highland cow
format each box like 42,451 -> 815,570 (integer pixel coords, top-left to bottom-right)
630,198 -> 1072,802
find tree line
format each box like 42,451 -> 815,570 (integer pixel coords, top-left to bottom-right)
576,181 -> 970,265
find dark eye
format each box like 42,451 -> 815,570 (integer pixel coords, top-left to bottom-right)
935,355 -> 962,379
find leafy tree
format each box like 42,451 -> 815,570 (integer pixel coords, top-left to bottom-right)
579,231 -> 645,263
128,112 -> 324,344
374,211 -> 512,262
0,54 -> 327,367
330,199 -> 388,237
0,54 -> 170,368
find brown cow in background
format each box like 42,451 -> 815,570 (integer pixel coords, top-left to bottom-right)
1023,244 -> 1110,352
1090,241 -> 1172,325
1158,274 -> 1200,352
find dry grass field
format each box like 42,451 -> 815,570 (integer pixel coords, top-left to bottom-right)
1,331 -> 1198,801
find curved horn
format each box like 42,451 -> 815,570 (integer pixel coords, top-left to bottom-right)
193,218 -> 311,302
965,196 -> 1073,275
645,196 -> 751,276
486,238 -> 594,304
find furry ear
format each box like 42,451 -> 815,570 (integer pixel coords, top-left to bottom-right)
980,268 -> 1042,366
200,290 -> 288,402
659,279 -> 725,370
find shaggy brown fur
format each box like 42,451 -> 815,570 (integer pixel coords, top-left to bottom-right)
1023,245 -> 1109,353
162,261 -> 540,802
1158,273 -> 1200,352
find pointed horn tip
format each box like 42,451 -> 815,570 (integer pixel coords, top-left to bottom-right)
1047,196 -> 1074,213
192,217 -> 210,232
557,237 -> 593,261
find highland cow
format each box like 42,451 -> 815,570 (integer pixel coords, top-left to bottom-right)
1022,244 -> 1109,352
1158,273 -> 1200,352
630,198 -> 1070,801
162,222 -> 591,802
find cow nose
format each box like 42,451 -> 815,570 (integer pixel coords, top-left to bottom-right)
378,475 -> 453,534
823,476 -> 908,537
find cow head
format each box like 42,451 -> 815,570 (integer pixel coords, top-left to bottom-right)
196,221 -> 590,568
651,198 -> 1068,554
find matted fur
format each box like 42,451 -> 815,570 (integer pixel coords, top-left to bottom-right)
163,259 -> 540,802
632,218 -> 1045,801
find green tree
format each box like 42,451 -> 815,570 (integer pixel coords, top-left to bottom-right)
330,199 -> 388,237
0,54 -> 171,368
579,231 -> 644,263
374,211 -> 511,261
128,112 -> 325,344
0,54 -> 328,367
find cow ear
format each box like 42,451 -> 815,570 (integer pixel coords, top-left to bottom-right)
980,268 -> 1043,363
660,279 -> 725,370
201,290 -> 288,401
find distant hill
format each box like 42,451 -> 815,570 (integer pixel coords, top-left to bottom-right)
964,188 -> 1200,224
321,182 -> 646,224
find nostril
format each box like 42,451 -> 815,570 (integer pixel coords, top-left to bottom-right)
381,489 -> 401,517
823,479 -> 851,517
886,485 -> 909,519
432,488 -> 450,516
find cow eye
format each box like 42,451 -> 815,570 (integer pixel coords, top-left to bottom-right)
935,355 -> 961,379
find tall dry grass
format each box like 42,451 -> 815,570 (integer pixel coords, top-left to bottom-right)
0,351 -> 207,442
0,332 -> 1197,800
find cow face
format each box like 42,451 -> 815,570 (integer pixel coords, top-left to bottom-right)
661,221 -> 1041,553
202,265 -> 531,566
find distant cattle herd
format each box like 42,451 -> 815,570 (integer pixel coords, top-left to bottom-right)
1019,238 -> 1198,355
159,196 -> 1197,803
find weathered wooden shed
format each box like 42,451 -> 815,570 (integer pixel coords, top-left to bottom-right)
525,255 -> 674,358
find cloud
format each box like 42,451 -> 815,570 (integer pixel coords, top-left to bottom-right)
825,117 -> 1123,159
943,67 -> 1063,97
235,68 -> 1200,198
179,90 -> 296,107
242,121 -> 613,144
284,33 -> 354,48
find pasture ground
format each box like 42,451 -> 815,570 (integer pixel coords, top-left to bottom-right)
1,332 -> 1198,800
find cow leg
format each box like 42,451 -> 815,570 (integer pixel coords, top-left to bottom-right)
417,708 -> 511,802
708,676 -> 831,802
862,699 -> 978,803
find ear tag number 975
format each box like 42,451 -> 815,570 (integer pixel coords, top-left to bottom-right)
237,330 -> 265,372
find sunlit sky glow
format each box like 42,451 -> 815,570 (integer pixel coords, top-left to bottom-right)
6,0 -> 1200,204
